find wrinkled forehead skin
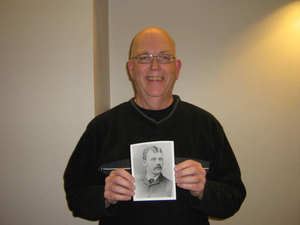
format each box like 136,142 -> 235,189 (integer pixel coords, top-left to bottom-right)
130,27 -> 176,58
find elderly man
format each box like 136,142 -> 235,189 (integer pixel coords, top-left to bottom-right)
64,27 -> 246,225
134,146 -> 173,199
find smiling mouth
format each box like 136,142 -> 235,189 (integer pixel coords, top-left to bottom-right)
147,77 -> 164,81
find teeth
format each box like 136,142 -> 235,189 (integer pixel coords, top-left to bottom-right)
147,77 -> 163,81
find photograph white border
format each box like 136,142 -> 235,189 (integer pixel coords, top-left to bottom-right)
130,140 -> 176,201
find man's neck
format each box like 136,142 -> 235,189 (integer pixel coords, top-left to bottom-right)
134,95 -> 174,110
146,173 -> 161,180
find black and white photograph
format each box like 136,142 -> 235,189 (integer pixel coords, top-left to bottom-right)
130,141 -> 176,201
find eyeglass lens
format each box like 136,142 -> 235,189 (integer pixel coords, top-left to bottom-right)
136,54 -> 174,64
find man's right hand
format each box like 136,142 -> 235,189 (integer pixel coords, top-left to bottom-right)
104,169 -> 135,208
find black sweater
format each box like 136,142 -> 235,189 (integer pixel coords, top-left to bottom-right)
64,95 -> 246,225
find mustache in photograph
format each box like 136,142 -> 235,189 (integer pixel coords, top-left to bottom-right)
154,165 -> 162,170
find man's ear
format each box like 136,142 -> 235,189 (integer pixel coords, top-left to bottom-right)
175,59 -> 182,80
127,60 -> 134,79
142,160 -> 147,167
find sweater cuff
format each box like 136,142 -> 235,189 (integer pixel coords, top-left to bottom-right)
189,182 -> 208,211
104,202 -> 118,216
189,193 -> 202,209
98,186 -> 118,217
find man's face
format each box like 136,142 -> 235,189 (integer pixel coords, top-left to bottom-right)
144,151 -> 164,176
128,28 -> 182,109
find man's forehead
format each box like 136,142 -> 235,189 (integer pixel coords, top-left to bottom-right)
131,28 -> 176,56
134,38 -> 173,51
136,37 -> 172,48
147,151 -> 163,157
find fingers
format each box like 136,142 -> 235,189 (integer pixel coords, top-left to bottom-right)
104,169 -> 135,207
174,160 -> 206,198
174,160 -> 203,173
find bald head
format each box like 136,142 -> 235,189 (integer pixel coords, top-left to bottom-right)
127,27 -> 182,110
130,27 -> 176,59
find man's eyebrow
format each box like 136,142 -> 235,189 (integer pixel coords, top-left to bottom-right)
136,50 -> 172,55
159,51 -> 172,54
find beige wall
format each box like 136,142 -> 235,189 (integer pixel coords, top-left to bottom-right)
1,0 -> 299,224
109,0 -> 300,225
94,0 -> 110,115
0,0 -> 96,224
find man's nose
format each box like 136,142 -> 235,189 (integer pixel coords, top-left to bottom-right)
150,57 -> 160,69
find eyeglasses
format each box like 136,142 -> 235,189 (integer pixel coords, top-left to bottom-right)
132,53 -> 176,64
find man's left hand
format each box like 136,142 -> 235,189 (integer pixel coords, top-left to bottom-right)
174,160 -> 206,200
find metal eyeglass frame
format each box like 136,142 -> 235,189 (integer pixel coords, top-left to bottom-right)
132,53 -> 176,64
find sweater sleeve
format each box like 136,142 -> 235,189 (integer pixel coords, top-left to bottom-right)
63,127 -> 117,221
190,125 -> 246,219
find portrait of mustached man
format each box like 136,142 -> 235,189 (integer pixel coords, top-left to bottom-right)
134,146 -> 173,199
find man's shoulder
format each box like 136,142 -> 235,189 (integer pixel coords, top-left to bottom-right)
178,98 -> 219,124
179,100 -> 213,116
98,101 -> 130,117
135,175 -> 148,187
159,174 -> 173,184
88,100 -> 132,126
136,175 -> 147,182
